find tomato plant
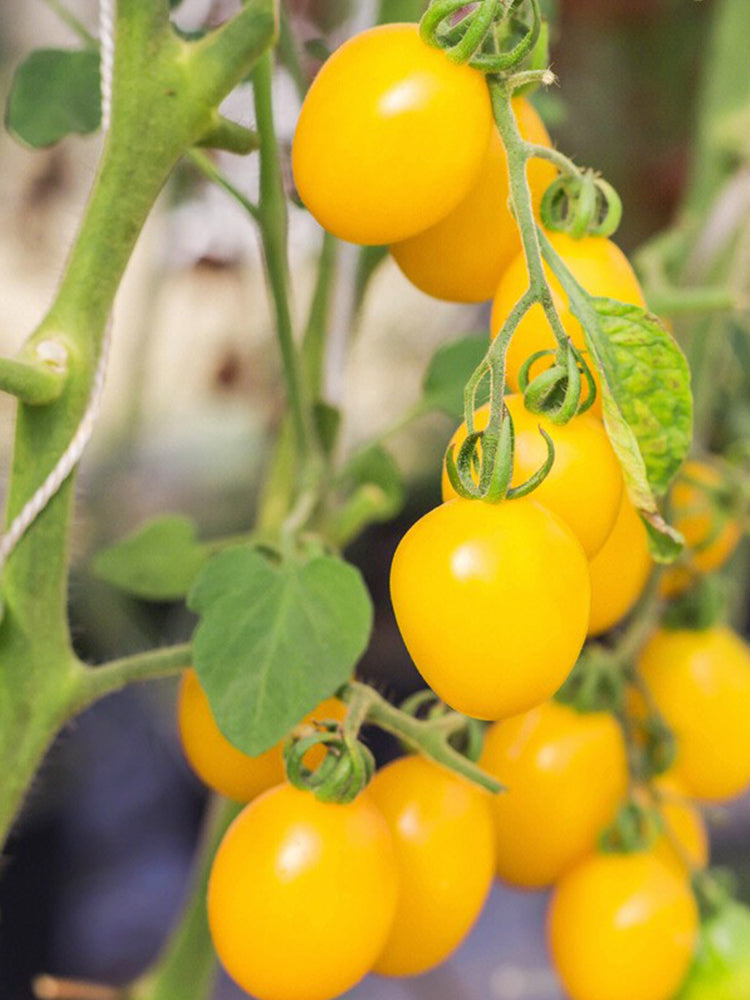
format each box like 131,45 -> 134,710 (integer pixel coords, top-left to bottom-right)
292,22 -> 493,245
479,700 -> 628,887
548,849 -> 699,1000
208,784 -> 399,1000
390,497 -> 591,720
367,755 -> 495,976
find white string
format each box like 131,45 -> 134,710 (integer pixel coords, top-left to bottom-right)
0,0 -> 117,574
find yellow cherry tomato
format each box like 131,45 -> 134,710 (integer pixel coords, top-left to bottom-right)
479,700 -> 627,888
390,497 -> 590,721
390,98 -> 556,302
178,668 -> 345,802
368,755 -> 495,976
292,23 -> 493,245
548,849 -> 699,1000
637,626 -> 750,802
588,495 -> 653,636
208,784 -> 399,1000
441,394 -> 623,558
661,460 -> 743,597
650,777 -> 709,875
491,232 -> 646,415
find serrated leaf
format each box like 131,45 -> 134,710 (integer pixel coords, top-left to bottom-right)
93,516 -> 209,600
422,334 -> 490,419
6,49 -> 101,148
187,548 -> 372,756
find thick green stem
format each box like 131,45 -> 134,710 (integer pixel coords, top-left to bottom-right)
73,643 -> 193,715
0,0 -> 277,853
133,798 -> 243,1000
0,354 -> 68,405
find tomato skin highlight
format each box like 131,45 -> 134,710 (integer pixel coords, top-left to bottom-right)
661,460 -> 743,597
548,850 -> 699,1000
390,98 -> 556,303
178,668 -> 344,802
636,626 -> 750,802
390,498 -> 590,721
208,784 -> 399,1000
292,23 -> 493,245
588,495 -> 652,636
367,755 -> 495,976
491,232 -> 646,415
479,700 -> 628,888
441,394 -> 623,558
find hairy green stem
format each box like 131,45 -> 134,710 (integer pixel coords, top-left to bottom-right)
73,643 -> 193,715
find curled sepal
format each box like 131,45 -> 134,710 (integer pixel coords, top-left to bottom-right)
541,170 -> 623,240
506,427 -> 555,500
421,0 -> 542,73
522,344 -> 597,423
284,723 -> 376,804
481,407 -> 516,503
599,798 -> 658,855
444,434 -> 484,500
517,349 -> 557,392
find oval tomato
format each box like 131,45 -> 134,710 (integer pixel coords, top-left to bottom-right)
292,23 -> 493,245
390,498 -> 590,721
368,755 -> 495,976
491,232 -> 646,415
588,495 -> 652,636
441,393 -> 623,558
548,849 -> 699,1000
208,784 -> 399,1000
661,460 -> 743,598
636,626 -> 750,802
178,668 -> 345,802
390,98 -> 556,302
479,700 -> 627,887
677,901 -> 750,1000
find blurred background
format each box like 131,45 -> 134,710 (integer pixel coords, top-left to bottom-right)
0,0 -> 748,998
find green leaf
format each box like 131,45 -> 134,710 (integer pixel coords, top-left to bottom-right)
344,445 -> 404,521
93,516 -> 209,601
6,49 -> 101,148
188,548 -> 373,755
422,334 -> 490,419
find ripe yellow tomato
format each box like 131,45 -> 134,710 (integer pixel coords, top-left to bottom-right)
661,460 -> 743,597
491,232 -> 646,415
390,99 -> 556,302
368,755 -> 494,976
479,700 -> 627,888
178,668 -> 345,802
588,495 -> 653,636
208,784 -> 399,1000
649,777 -> 709,875
548,849 -> 699,1000
292,23 -> 493,245
441,394 -> 623,558
637,626 -> 750,802
390,497 -> 590,721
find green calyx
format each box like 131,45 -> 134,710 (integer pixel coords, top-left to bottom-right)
519,342 -> 598,422
540,169 -> 623,239
598,798 -> 659,855
420,0 -> 542,74
284,720 -> 376,805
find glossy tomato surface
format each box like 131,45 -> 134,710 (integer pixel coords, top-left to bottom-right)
491,232 -> 646,414
208,784 -> 399,1000
441,394 -> 623,557
368,755 -> 495,976
637,626 -> 750,802
390,98 -> 556,302
292,23 -> 493,245
178,668 -> 344,802
588,495 -> 652,636
390,498 -> 590,721
548,849 -> 699,1000
480,700 -> 627,887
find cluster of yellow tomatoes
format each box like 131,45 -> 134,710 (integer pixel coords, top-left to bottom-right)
176,19 -> 750,1000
